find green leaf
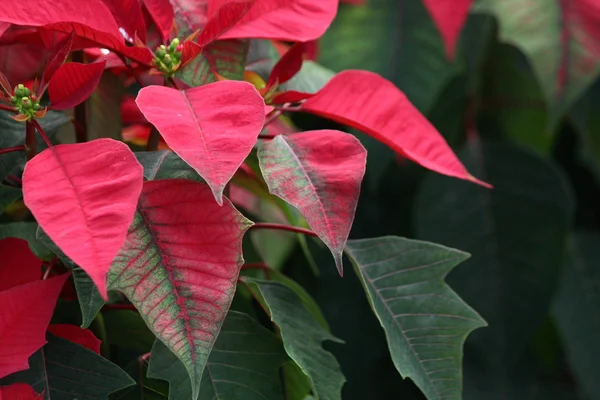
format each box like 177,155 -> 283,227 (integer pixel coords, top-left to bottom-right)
280,61 -> 335,94
319,0 -> 458,112
0,334 -> 134,399
0,109 -> 69,180
88,72 -> 125,141
135,151 -> 204,182
107,179 -> 252,400
282,361 -> 312,400
474,0 -> 600,117
570,77 -> 600,184
479,44 -> 551,154
147,311 -> 287,400
414,140 -> 574,399
0,184 -> 22,216
177,54 -> 215,87
37,227 -> 104,327
245,278 -> 345,400
552,232 -> 600,399
104,310 -> 156,352
0,222 -> 50,258
345,236 -> 486,400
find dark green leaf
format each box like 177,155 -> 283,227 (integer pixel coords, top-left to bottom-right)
135,151 -> 204,182
147,311 -> 287,400
280,61 -> 335,94
414,140 -> 574,399
0,221 -> 50,258
104,310 -> 156,352
245,279 -> 345,400
553,232 -> 600,399
345,236 -> 486,400
0,334 -> 134,399
570,77 -> 600,184
0,184 -> 22,215
282,361 -> 312,400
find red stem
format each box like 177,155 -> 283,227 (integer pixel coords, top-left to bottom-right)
42,257 -> 58,280
250,222 -> 317,237
0,104 -> 16,112
242,262 -> 272,280
31,119 -> 52,148
167,77 -> 180,90
264,110 -> 282,126
102,303 -> 138,311
0,145 -> 25,155
7,174 -> 22,185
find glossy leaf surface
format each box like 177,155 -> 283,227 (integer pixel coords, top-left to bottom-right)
0,274 -> 68,379
0,334 -> 134,399
258,130 -> 366,274
108,179 -> 252,400
49,61 -> 107,110
414,140 -> 573,399
135,82 -> 266,204
345,236 -> 486,400
22,139 -> 144,298
422,0 -> 473,59
298,70 -> 488,187
148,311 -> 287,400
217,0 -> 338,42
245,278 -> 345,400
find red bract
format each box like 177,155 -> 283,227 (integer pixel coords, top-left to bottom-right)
0,383 -> 43,400
422,0 -> 473,59
0,238 -> 41,291
292,70 -> 489,187
101,0 -> 147,43
0,274 -> 69,378
197,1 -> 257,46
22,139 -> 143,299
108,179 -> 252,399
267,42 -> 305,88
47,324 -> 102,354
48,61 -> 106,110
216,0 -> 339,42
144,0 -> 176,42
258,130 -> 366,275
135,81 -> 266,204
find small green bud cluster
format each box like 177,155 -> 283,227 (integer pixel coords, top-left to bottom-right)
11,84 -> 43,121
153,38 -> 183,76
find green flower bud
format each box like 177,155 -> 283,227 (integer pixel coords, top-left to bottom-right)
163,54 -> 172,66
155,46 -> 167,58
14,84 -> 30,98
168,38 -> 180,52
10,96 -> 17,105
21,97 -> 32,110
34,103 -> 42,111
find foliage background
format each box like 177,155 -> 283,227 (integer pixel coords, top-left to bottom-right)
286,1 -> 600,399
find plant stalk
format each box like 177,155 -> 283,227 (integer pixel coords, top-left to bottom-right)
250,222 -> 317,237
0,145 -> 26,155
25,121 -> 36,160
31,119 -> 52,147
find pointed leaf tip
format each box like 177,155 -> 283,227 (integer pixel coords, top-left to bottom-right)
299,70 -> 485,186
108,179 -> 252,398
22,139 -> 143,299
258,130 -> 366,275
49,61 -> 107,110
135,81 -> 266,205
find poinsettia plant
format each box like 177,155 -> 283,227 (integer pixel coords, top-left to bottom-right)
3,0 -> 598,399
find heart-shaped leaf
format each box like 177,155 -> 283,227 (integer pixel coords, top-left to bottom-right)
345,236 -> 487,400
296,70 -> 489,188
422,0 -> 473,59
0,274 -> 68,379
147,311 -> 288,400
49,61 -> 107,110
107,179 -> 253,400
22,138 -> 144,298
135,81 -> 266,204
216,0 -> 338,42
258,130 -> 366,274
0,334 -> 134,399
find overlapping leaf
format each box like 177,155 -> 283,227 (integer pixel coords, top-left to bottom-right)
345,236 -> 487,400
217,0 -> 338,42
22,138 -> 144,298
101,0 -> 146,43
414,140 -> 573,398
475,0 -> 600,115
0,274 -> 68,379
423,0 -> 473,59
108,179 -> 253,400
292,71 -> 489,187
258,129 -> 366,275
0,383 -> 43,400
0,238 -> 41,291
135,81 -> 266,204
48,61 -> 107,110
47,324 -> 102,354
245,278 -> 345,400
0,334 -> 134,399
148,311 -> 287,400
136,151 -> 203,182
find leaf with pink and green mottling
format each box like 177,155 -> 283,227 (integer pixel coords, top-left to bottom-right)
475,0 -> 600,115
257,129 -> 367,275
107,179 -> 253,400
